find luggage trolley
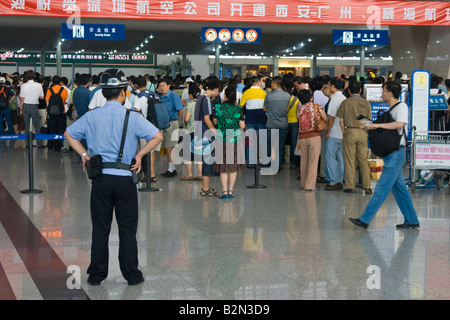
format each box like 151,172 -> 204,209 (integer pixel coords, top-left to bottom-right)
410,128 -> 450,193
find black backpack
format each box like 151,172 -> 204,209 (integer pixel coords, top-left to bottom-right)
0,87 -> 8,110
48,87 -> 64,116
368,102 -> 406,157
146,93 -> 170,130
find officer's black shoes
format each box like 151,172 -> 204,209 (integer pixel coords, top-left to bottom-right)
395,223 -> 420,229
349,218 -> 369,229
87,277 -> 103,286
128,276 -> 145,286
161,170 -> 177,177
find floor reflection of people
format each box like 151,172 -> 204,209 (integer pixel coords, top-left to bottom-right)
206,201 -> 245,299
358,230 -> 420,299
288,192 -> 330,298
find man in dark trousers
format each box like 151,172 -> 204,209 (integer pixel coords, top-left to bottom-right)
64,69 -> 163,286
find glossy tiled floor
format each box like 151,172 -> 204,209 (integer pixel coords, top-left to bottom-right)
1,139 -> 450,300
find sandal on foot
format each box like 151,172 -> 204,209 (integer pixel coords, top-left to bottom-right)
218,191 -> 229,199
179,175 -> 194,181
150,176 -> 157,183
228,190 -> 235,198
200,188 -> 218,196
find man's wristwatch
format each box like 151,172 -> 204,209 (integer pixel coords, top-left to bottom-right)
81,152 -> 88,158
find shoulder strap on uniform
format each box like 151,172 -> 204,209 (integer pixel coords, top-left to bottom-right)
117,109 -> 131,163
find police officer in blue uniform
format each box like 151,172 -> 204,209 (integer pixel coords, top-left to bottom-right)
64,69 -> 163,286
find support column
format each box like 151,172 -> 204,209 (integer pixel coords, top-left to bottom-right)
214,43 -> 220,77
310,56 -> 316,78
389,26 -> 431,77
182,54 -> 187,77
40,51 -> 45,76
273,57 -> 279,76
56,40 -> 62,76
360,45 -> 365,78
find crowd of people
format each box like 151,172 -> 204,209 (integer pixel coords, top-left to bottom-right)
1,69 -> 449,199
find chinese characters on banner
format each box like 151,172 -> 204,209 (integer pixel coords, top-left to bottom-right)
4,0 -> 450,26
415,143 -> 450,168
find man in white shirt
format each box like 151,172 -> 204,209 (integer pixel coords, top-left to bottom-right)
19,70 -> 45,148
181,77 -> 194,107
312,76 -> 329,109
350,81 -> 420,230
324,77 -> 346,190
133,75 -> 161,183
88,88 -> 132,110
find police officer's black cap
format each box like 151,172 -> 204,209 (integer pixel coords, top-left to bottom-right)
99,68 -> 128,89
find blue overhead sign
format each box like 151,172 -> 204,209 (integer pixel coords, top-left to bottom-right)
429,95 -> 449,110
333,29 -> 389,46
61,23 -> 126,41
201,27 -> 261,44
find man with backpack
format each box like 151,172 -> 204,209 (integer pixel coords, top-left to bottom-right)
46,75 -> 69,151
349,81 -> 420,230
133,75 -> 164,183
0,76 -> 15,135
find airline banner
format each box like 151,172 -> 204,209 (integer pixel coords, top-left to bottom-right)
2,0 -> 450,26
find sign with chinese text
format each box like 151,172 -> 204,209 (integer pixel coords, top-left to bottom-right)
415,143 -> 450,169
333,29 -> 389,46
201,27 -> 261,44
0,51 -> 156,68
3,0 -> 450,27
61,23 -> 126,41
429,94 -> 449,111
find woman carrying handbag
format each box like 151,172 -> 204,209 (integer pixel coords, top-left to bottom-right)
297,89 -> 327,191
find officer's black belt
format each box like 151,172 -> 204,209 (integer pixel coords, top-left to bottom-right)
102,162 -> 131,170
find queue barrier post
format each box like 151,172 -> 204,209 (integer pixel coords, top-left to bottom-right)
138,152 -> 159,192
247,130 -> 267,189
21,132 -> 42,194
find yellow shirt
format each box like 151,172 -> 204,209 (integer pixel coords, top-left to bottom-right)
287,96 -> 299,123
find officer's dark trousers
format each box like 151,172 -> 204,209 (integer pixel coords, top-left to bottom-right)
87,174 -> 143,284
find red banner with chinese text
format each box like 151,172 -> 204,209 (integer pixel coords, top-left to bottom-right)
2,0 -> 450,26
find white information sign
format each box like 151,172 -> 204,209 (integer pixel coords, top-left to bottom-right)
411,70 -> 430,132
415,143 -> 450,169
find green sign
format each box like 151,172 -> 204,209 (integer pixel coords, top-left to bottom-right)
0,51 -> 156,68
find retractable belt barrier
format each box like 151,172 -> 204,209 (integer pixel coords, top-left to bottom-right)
0,134 -> 65,141
1,132 -> 66,194
1,133 -> 158,194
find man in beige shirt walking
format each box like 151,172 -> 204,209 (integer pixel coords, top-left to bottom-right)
336,81 -> 372,194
